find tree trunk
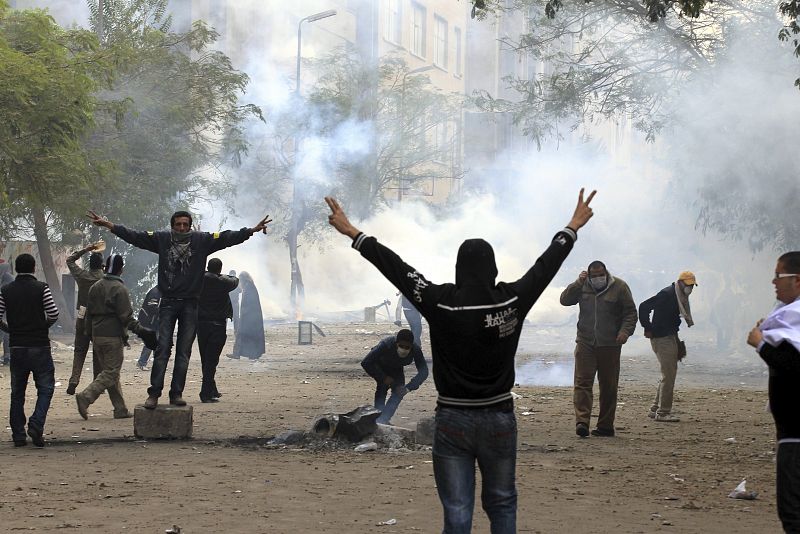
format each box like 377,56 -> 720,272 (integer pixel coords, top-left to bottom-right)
288,222 -> 305,319
31,206 -> 74,333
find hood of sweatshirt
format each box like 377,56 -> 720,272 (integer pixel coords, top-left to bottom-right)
455,239 -> 498,288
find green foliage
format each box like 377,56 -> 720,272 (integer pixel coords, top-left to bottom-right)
0,6 -> 110,237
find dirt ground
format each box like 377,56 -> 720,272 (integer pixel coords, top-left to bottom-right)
0,322 -> 782,533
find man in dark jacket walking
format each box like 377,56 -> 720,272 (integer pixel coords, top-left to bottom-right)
87,209 -> 271,408
747,251 -> 800,533
326,189 -> 596,533
361,328 -> 428,424
197,259 -> 238,402
560,261 -> 637,437
639,271 -> 697,422
135,285 -> 161,370
0,254 -> 59,447
76,255 -> 156,420
65,244 -> 104,395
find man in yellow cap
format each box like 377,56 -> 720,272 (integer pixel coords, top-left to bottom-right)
638,271 -> 697,422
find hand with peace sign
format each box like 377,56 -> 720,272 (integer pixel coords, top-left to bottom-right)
324,197 -> 361,239
250,215 -> 273,235
86,210 -> 115,231
567,188 -> 597,232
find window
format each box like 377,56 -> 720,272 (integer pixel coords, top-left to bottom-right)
433,16 -> 448,69
410,3 -> 426,57
454,27 -> 462,76
384,0 -> 402,44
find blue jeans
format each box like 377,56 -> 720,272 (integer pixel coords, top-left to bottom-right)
374,374 -> 406,424
148,298 -> 197,399
9,346 -> 55,442
433,405 -> 517,534
403,307 -> 423,346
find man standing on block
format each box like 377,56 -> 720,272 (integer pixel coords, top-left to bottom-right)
326,189 -> 596,533
65,244 -> 104,395
747,251 -> 800,533
560,260 -> 637,438
197,258 -> 238,402
0,254 -> 59,447
87,209 -> 271,408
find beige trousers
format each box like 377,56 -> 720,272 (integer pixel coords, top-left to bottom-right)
81,336 -> 128,416
650,335 -> 679,415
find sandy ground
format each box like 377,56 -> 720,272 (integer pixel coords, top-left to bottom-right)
0,322 -> 783,533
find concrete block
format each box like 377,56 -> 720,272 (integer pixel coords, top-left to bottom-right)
134,404 -> 193,439
415,417 -> 435,446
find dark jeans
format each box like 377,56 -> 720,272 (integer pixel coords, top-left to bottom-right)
374,373 -> 406,424
148,298 -> 197,399
778,442 -> 800,533
433,405 -> 517,534
9,346 -> 55,442
197,321 -> 226,399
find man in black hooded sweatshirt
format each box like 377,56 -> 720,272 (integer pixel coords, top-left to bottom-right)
87,209 -> 271,409
326,189 -> 596,534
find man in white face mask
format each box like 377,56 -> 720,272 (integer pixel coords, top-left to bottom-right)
561,260 -> 637,438
639,271 -> 697,422
361,329 -> 429,424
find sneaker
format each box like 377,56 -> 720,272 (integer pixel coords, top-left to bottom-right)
169,396 -> 187,407
591,427 -> 615,437
136,363 -> 148,371
576,422 -> 590,438
27,425 -> 45,447
66,383 -> 77,395
199,397 -> 219,403
113,410 -> 133,419
654,413 -> 680,422
226,353 -> 240,360
76,393 -> 90,420
144,396 -> 158,409
647,410 -> 656,419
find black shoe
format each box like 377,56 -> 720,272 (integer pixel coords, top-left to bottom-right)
14,440 -> 27,447
169,396 -> 187,406
576,422 -> 589,438
27,426 -> 44,447
591,427 -> 615,437
200,397 -> 219,403
66,383 -> 77,395
212,392 -> 222,399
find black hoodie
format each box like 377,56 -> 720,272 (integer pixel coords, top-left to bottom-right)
352,228 -> 576,408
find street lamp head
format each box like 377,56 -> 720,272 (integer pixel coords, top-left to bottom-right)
306,9 -> 337,23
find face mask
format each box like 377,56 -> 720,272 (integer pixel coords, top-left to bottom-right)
589,276 -> 607,290
397,347 -> 411,358
683,285 -> 693,296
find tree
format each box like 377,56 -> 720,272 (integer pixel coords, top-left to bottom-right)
0,2 -> 113,331
237,46 -> 463,314
81,0 -> 260,304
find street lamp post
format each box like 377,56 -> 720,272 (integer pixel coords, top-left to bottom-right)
398,65 -> 434,202
289,9 -> 337,317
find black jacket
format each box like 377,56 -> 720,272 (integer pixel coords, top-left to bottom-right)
638,284 -> 682,338
199,272 -> 239,323
137,286 -> 161,329
352,228 -> 576,408
759,340 -> 800,441
0,274 -> 59,347
111,225 -> 252,299
361,336 -> 428,391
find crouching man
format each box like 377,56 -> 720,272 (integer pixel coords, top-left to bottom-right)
361,329 -> 428,424
76,255 -> 156,420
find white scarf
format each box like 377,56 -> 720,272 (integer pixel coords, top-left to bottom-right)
674,282 -> 694,328
760,297 -> 800,353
